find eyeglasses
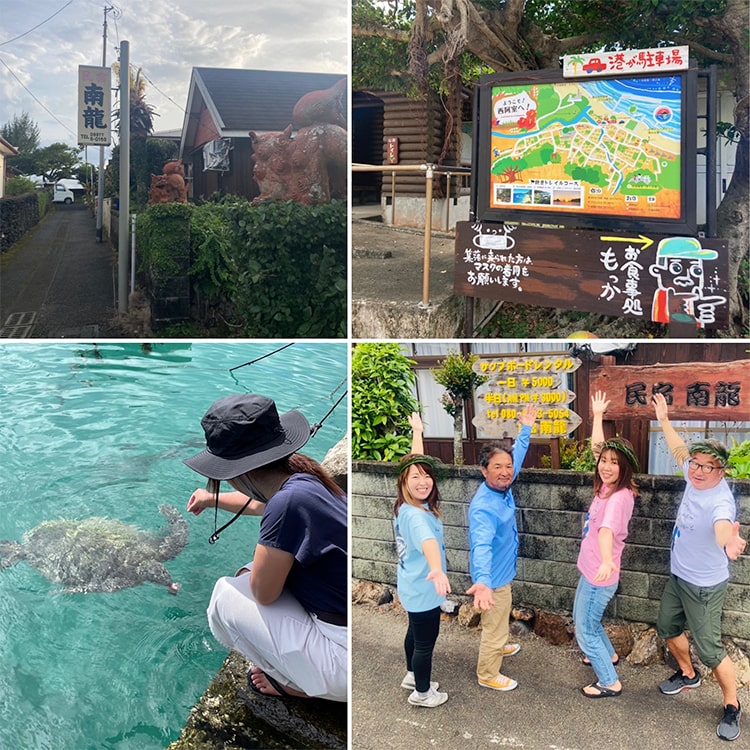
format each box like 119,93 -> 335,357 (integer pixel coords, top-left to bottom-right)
687,459 -> 725,474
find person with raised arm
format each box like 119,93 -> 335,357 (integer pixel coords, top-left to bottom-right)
573,391 -> 639,699
393,412 -> 451,708
467,403 -> 538,692
651,392 -> 746,741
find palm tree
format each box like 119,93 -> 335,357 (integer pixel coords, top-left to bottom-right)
567,55 -> 586,75
113,63 -> 157,207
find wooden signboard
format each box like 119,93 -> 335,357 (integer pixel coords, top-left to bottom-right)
387,137 -> 399,165
473,353 -> 583,438
454,221 -> 730,330
589,360 -> 750,421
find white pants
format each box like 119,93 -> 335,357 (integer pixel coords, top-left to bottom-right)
207,571 -> 348,702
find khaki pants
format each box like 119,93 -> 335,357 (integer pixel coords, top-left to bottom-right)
477,583 -> 512,681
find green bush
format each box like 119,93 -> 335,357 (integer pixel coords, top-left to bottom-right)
37,189 -> 48,216
218,199 -> 347,337
351,343 -> 419,461
135,198 -> 346,337
189,201 -> 234,300
540,437 -> 597,471
5,176 -> 37,196
137,202 -> 192,278
726,439 -> 750,479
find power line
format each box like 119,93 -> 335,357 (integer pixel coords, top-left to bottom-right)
0,55 -> 75,137
134,65 -> 187,115
0,1 -> 74,46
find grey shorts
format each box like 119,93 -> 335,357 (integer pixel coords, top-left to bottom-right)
656,574 -> 727,668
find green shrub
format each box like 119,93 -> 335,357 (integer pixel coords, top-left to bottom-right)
189,201 -> 235,300
37,189 -> 48,216
726,439 -> 750,479
5,176 -> 37,196
137,202 -> 192,278
136,198 -> 346,337
540,436 -> 597,471
351,343 -> 419,461
219,199 -> 346,337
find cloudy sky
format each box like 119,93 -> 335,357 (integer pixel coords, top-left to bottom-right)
0,0 -> 349,157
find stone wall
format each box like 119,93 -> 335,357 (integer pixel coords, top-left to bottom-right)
352,463 -> 750,640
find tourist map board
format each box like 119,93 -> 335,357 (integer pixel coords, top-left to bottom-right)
487,75 -> 685,224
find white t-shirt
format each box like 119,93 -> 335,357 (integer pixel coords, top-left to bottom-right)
671,458 -> 737,586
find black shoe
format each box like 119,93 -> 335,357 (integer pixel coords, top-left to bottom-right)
717,702 -> 741,741
658,669 -> 701,695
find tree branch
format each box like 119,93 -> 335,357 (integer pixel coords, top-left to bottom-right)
352,25 -> 411,43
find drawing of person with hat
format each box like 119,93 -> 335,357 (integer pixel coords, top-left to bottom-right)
649,236 -> 726,327
184,393 -> 347,701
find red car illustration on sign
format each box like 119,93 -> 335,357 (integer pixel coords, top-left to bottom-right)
583,57 -> 607,74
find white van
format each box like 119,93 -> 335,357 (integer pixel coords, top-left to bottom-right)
52,183 -> 75,204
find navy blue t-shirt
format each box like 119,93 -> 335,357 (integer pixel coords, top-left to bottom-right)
258,473 -> 346,615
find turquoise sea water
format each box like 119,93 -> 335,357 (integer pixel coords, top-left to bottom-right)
0,342 -> 348,750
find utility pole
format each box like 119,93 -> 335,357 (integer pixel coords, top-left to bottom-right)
96,5 -> 114,243
118,40 -> 130,314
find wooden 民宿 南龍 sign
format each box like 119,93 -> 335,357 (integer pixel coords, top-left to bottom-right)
589,360 -> 749,421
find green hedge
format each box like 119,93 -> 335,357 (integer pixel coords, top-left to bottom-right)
136,198 -> 347,337
0,192 -> 40,253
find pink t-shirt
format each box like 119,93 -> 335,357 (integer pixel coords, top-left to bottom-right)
577,487 -> 635,587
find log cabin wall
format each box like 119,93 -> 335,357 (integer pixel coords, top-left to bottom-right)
356,90 -> 457,199
381,91 -> 445,198
352,91 -> 384,203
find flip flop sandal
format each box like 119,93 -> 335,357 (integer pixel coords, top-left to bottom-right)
580,682 -> 622,699
247,670 -> 294,698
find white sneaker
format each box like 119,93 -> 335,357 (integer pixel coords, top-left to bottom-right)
401,671 -> 439,690
503,643 -> 521,656
407,687 -> 448,707
478,673 -> 518,691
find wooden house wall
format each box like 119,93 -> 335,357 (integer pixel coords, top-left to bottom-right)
187,138 -> 258,202
378,91 -> 458,199
195,107 -> 220,147
354,89 -> 471,202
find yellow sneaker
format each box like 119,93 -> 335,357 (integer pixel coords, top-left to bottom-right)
503,643 -> 521,656
478,673 -> 518,691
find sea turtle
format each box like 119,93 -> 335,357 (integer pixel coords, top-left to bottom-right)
0,504 -> 188,594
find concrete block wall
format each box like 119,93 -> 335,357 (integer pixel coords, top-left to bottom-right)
352,463 -> 750,640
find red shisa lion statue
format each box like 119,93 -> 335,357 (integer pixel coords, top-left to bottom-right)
250,78 -> 347,205
148,161 -> 188,204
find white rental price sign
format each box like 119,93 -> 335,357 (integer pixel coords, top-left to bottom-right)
78,66 -> 112,146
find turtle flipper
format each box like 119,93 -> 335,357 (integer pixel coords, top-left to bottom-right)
156,504 -> 189,560
0,540 -> 24,569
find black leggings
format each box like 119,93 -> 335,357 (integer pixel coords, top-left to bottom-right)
404,606 -> 442,693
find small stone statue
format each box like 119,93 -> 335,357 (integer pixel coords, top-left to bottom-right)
148,161 -> 188,204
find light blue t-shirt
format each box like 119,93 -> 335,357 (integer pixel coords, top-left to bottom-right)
671,458 -> 737,586
394,503 -> 446,613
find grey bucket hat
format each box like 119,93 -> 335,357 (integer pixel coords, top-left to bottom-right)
184,394 -> 311,480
